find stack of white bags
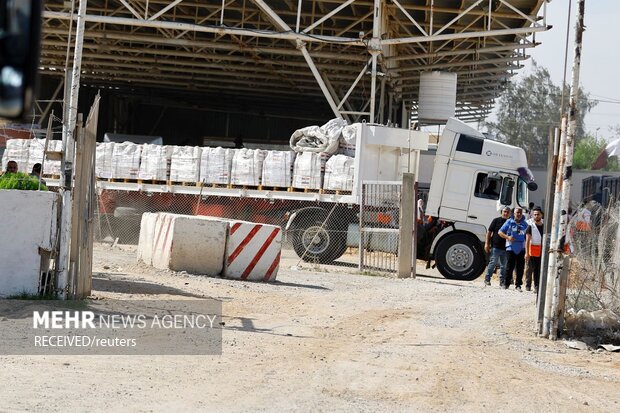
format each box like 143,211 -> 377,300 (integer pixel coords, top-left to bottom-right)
3,118 -> 357,192
289,119 -> 357,191
200,147 -> 234,185
1,138 -> 63,176
43,140 -> 63,176
1,139 -> 30,172
139,144 -> 172,181
170,146 -> 201,182
231,148 -> 266,186
292,152 -> 329,190
323,154 -> 355,191
112,142 -> 142,180
95,142 -> 115,179
262,150 -> 295,187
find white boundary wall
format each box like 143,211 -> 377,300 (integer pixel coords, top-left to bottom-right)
0,190 -> 59,297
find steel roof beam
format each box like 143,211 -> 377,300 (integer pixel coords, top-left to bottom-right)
43,11 -> 366,45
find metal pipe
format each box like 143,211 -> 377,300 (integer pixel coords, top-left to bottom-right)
295,0 -> 302,32
382,26 -> 547,46
44,11 -> 365,45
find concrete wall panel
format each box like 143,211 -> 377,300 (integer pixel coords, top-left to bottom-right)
0,190 -> 59,297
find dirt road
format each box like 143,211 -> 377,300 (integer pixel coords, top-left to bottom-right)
1,244 -> 618,412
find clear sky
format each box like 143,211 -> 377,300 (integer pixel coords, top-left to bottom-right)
512,0 -> 620,142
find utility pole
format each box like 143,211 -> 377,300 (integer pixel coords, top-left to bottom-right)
57,0 -> 87,298
543,0 -> 586,339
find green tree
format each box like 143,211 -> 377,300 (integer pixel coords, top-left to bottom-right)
484,61 -> 596,167
573,130 -> 620,171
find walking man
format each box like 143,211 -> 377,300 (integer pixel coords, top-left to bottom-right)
525,207 -> 544,293
498,206 -> 528,291
483,206 -> 511,286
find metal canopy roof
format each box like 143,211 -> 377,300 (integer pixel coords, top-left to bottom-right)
40,0 -> 548,124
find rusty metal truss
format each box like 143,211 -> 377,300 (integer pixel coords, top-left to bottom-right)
40,0 -> 549,124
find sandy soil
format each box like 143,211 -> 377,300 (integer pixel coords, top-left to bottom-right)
1,243 -> 618,412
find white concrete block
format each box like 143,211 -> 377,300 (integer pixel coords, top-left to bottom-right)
224,220 -> 282,282
137,212 -> 159,266
0,190 -> 59,297
151,213 -> 227,275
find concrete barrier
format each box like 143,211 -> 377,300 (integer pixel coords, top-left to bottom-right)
138,213 -> 281,281
140,213 -> 227,275
224,220 -> 282,282
0,190 -> 59,297
137,212 -> 158,266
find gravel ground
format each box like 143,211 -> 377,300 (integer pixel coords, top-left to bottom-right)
0,243 -> 618,412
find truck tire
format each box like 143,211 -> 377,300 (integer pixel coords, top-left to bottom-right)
434,233 -> 485,281
290,209 -> 348,263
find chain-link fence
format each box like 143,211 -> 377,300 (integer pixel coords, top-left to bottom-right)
93,183 -> 413,274
566,200 -> 620,315
359,181 -> 402,274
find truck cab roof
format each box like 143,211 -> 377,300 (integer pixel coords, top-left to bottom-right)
438,118 -> 534,183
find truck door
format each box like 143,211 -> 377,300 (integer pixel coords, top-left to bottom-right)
439,164 -> 474,222
466,172 -> 505,226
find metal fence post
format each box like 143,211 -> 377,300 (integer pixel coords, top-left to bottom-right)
398,173 -> 414,278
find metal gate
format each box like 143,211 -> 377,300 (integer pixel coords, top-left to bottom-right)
359,181 -> 402,273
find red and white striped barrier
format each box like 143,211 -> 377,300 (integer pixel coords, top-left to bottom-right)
151,213 -> 175,269
224,221 -> 282,282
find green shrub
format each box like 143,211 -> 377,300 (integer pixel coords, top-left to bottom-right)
0,172 -> 48,191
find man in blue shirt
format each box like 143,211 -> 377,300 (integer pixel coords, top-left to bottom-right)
498,207 -> 528,291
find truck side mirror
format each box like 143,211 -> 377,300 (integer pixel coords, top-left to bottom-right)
527,182 -> 538,191
500,180 -> 514,206
0,0 -> 42,119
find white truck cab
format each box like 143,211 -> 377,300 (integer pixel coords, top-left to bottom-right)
423,119 -> 537,280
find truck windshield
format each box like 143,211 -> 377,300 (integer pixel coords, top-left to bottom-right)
517,177 -> 528,207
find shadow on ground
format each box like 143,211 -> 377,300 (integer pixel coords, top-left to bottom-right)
93,274 -> 212,299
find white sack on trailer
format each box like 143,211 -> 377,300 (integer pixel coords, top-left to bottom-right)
95,142 -> 115,179
231,148 -> 266,186
112,142 -> 142,180
323,154 -> 355,191
289,118 -> 347,155
43,140 -> 63,176
292,151 -> 329,190
27,138 -> 45,172
169,146 -> 202,183
338,124 -> 358,157
200,147 -> 234,185
139,144 -> 172,181
2,139 -> 30,172
261,150 -> 295,187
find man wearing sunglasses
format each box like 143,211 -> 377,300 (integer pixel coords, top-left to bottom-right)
498,207 -> 528,291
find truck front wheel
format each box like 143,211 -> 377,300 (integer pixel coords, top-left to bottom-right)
434,233 -> 485,281
290,209 -> 348,264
